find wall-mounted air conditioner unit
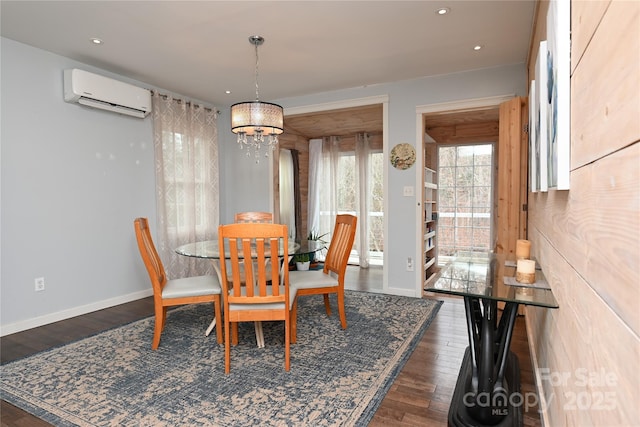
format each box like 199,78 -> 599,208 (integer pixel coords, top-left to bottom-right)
63,69 -> 151,118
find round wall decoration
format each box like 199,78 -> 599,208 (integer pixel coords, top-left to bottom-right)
390,143 -> 416,170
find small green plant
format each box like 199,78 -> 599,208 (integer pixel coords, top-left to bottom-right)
307,230 -> 329,244
294,253 -> 310,263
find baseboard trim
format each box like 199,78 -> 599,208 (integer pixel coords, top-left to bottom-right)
0,289 -> 153,337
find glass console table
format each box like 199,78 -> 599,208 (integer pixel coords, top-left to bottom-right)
425,252 -> 558,427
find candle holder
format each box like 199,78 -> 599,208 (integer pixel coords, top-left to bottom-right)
516,287 -> 534,301
516,259 -> 536,284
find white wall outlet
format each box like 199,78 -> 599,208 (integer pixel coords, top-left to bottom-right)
406,257 -> 414,271
35,277 -> 45,292
403,186 -> 414,197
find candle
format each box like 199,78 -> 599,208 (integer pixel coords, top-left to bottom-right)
516,239 -> 531,260
516,259 -> 536,284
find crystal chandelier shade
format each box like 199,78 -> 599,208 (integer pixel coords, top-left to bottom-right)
230,36 -> 284,162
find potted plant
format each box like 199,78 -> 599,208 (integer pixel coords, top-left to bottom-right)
294,252 -> 311,271
307,230 -> 329,264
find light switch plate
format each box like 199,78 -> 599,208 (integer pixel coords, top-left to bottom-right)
403,186 -> 414,197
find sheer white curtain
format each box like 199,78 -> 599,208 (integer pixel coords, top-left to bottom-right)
308,134 -> 377,268
279,149 -> 296,239
152,92 -> 219,278
318,136 -> 340,238
306,137 -> 340,261
307,139 -> 323,235
355,133 -> 371,268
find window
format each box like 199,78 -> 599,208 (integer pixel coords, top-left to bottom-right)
336,151 -> 384,264
162,131 -> 211,233
437,144 -> 494,263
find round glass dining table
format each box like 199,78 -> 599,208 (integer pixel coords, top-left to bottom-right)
175,239 -> 314,259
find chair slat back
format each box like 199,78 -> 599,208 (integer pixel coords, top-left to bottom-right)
133,217 -> 167,295
219,223 -> 289,304
323,214 -> 358,280
234,211 -> 273,223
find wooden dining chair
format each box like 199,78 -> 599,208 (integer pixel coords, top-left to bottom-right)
233,211 -> 275,347
134,217 -> 223,349
218,222 -> 296,373
234,211 -> 273,223
234,211 -> 276,275
289,214 -> 357,343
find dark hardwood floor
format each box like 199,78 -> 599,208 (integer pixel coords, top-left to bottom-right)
1,268 -> 542,427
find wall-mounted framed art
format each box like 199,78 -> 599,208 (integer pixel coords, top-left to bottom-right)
529,79 -> 539,192
545,0 -> 571,190
535,40 -> 549,192
390,143 -> 416,170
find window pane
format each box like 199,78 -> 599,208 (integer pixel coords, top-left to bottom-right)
335,151 -> 384,263
437,143 -> 494,262
439,146 -> 457,167
457,146 -> 475,166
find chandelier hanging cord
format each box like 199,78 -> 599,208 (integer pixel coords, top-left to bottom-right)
251,35 -> 263,102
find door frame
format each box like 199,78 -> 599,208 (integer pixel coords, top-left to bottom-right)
271,95 -> 390,291
414,94 -> 515,296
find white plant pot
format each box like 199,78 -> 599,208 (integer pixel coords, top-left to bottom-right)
296,261 -> 310,271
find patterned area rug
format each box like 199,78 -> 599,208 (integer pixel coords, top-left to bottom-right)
1,291 -> 441,426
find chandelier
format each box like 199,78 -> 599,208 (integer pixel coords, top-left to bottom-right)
230,36 -> 284,162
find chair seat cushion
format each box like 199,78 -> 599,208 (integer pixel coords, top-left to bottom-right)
228,285 -> 297,310
229,301 -> 287,311
289,270 -> 338,291
162,275 -> 221,299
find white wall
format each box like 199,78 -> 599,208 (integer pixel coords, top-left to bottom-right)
1,38 -> 157,334
219,65 -> 528,296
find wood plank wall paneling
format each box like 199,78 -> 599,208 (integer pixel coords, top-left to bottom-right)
496,97 -> 526,258
571,0 -> 640,168
424,121 -> 499,144
570,0 -> 609,74
530,144 -> 640,333
526,232 -> 640,427
526,1 -> 640,425
525,232 -> 640,426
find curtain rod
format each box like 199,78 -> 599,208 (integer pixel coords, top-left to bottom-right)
150,90 -> 220,114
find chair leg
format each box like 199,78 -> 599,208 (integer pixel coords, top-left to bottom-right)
224,318 -> 231,374
284,316 -> 290,372
214,297 -> 223,344
323,294 -> 332,316
152,305 -> 167,350
337,291 -> 347,329
290,299 -> 298,344
232,323 -> 239,346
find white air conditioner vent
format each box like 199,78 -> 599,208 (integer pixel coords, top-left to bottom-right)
63,69 -> 151,118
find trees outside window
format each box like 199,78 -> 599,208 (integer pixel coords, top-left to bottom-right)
437,144 -> 493,263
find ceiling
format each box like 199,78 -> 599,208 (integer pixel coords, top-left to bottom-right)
1,1 -> 535,109
284,104 -> 384,139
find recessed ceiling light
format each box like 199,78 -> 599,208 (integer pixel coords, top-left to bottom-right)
90,38 -> 103,45
225,90 -> 231,94
473,45 -> 483,51
436,7 -> 450,15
